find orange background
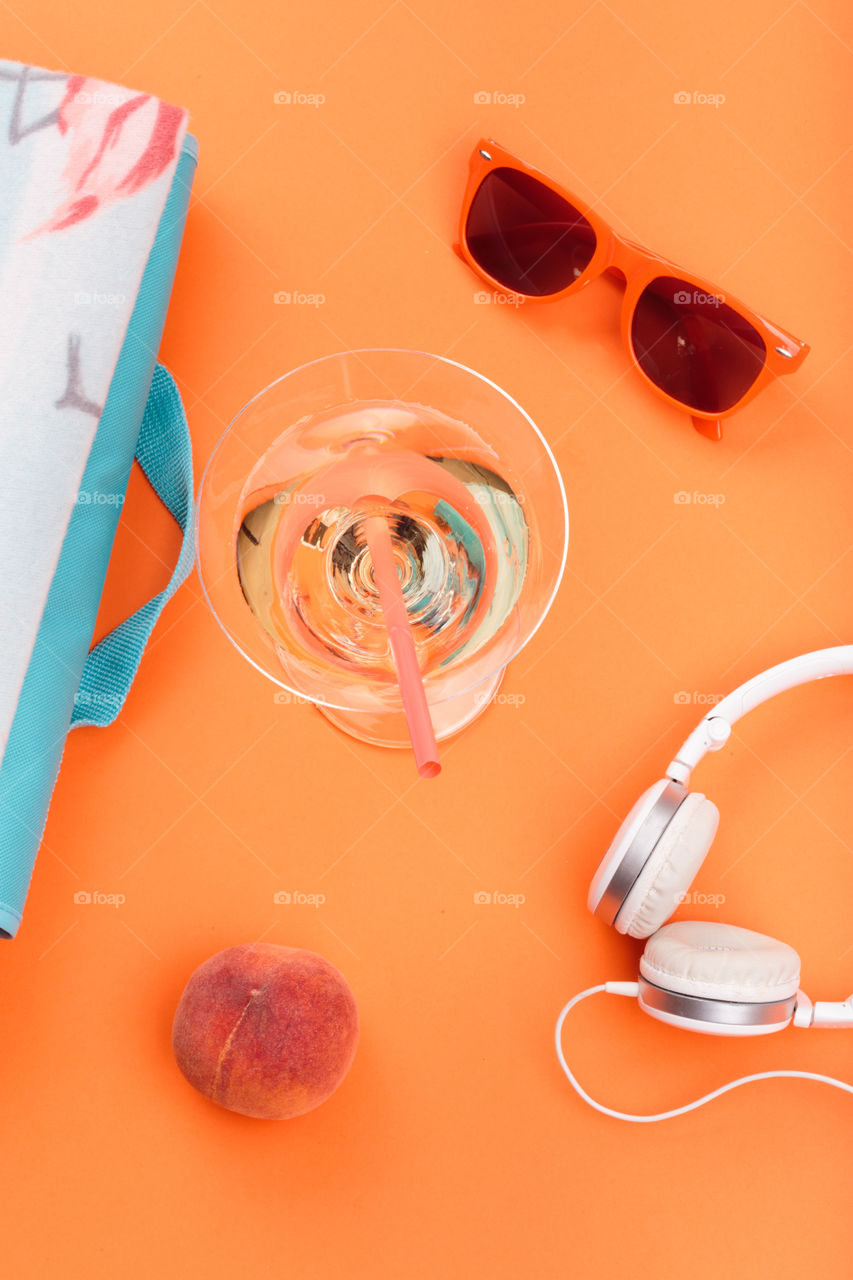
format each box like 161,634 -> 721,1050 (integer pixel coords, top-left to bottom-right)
2,1 -> 852,1276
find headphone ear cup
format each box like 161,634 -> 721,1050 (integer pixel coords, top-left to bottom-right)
640,921 -> 801,1004
615,793 -> 719,938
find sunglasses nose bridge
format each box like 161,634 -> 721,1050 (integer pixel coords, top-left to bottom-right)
607,233 -> 643,274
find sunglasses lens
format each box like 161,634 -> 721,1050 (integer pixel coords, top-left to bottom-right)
465,168 -> 597,296
631,276 -> 766,413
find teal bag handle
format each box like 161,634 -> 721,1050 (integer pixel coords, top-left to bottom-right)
70,362 -> 194,729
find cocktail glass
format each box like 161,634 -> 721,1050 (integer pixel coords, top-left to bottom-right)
196,349 -> 568,761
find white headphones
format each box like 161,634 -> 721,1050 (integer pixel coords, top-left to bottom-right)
556,645 -> 853,1121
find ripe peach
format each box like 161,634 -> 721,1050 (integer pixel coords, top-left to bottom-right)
172,943 -> 359,1119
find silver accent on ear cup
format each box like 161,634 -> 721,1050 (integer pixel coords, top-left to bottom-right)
593,781 -> 688,925
638,977 -> 797,1027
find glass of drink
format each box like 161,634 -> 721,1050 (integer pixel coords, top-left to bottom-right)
196,349 -> 568,757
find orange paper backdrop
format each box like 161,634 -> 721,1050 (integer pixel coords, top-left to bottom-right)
2,1 -> 852,1276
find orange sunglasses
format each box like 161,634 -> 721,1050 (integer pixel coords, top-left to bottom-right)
457,139 -> 809,440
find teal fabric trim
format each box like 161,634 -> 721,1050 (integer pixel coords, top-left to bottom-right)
0,136 -> 197,938
71,365 -> 193,729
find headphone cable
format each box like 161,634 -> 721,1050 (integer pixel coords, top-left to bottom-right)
555,984 -> 853,1123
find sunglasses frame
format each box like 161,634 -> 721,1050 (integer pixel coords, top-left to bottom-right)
458,139 -> 810,439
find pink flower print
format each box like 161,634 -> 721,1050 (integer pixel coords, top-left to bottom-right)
27,75 -> 185,236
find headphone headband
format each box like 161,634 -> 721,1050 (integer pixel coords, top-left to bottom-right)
666,645 -> 853,785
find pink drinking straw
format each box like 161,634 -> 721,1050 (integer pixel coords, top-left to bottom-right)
270,446 -> 465,778
363,513 -> 441,780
